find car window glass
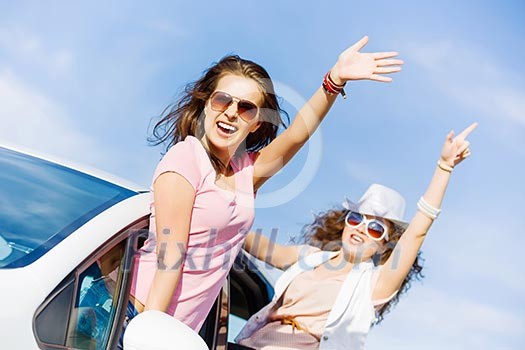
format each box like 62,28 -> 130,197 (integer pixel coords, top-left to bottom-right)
0,147 -> 136,268
227,254 -> 276,342
228,276 -> 251,343
66,242 -> 125,350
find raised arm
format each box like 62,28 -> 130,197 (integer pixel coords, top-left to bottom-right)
144,172 -> 195,312
253,36 -> 403,190
373,122 -> 478,300
244,231 -> 303,270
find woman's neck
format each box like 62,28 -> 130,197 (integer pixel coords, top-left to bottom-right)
336,248 -> 371,266
323,251 -> 354,274
200,137 -> 234,174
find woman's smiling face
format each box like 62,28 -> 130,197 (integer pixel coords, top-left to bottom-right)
340,213 -> 393,262
201,74 -> 263,162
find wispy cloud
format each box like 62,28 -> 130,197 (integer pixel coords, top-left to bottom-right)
0,27 -> 40,54
0,70 -> 107,165
0,27 -> 73,75
406,40 -> 525,127
143,19 -> 189,39
368,286 -> 525,350
343,160 -> 385,185
410,288 -> 524,336
432,213 -> 525,295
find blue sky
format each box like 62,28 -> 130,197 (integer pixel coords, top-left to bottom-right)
1,0 -> 524,348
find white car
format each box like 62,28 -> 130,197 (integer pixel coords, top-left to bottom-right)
0,144 -> 274,350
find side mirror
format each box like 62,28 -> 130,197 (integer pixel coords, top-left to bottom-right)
123,310 -> 208,350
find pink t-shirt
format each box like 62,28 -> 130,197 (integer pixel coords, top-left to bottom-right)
130,136 -> 256,330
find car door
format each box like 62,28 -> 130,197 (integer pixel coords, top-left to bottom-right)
196,250 -> 274,348
33,218 -> 149,350
32,219 -> 273,350
199,251 -> 275,349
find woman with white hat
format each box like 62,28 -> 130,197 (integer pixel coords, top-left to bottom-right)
234,122 -> 478,350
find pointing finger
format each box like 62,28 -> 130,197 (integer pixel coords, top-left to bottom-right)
457,122 -> 478,140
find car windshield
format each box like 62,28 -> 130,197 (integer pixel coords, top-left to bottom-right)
0,147 -> 137,268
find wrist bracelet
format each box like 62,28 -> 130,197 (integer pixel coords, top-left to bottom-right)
327,72 -> 345,87
322,71 -> 347,99
417,196 -> 441,220
437,159 -> 453,173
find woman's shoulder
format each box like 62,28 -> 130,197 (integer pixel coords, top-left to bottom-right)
166,135 -> 206,157
161,136 -> 212,169
152,136 -> 210,190
296,244 -> 322,258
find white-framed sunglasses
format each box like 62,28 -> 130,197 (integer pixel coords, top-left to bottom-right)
344,211 -> 389,241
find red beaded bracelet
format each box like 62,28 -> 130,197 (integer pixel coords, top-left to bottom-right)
322,72 -> 347,99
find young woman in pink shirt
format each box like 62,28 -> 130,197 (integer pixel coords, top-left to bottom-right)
125,36 -> 403,344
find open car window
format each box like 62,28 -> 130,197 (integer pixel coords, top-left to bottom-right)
67,241 -> 126,349
227,252 -> 275,342
34,221 -> 148,350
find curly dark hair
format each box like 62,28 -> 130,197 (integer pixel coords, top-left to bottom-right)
301,207 -> 424,324
148,55 -> 289,172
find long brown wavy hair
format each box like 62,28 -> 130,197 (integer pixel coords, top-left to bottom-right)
148,55 -> 289,172
301,207 -> 424,324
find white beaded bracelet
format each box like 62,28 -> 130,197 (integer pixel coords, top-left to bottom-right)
417,196 -> 441,220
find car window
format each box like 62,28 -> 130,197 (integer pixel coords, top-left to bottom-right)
227,253 -> 275,342
34,223 -> 147,350
0,146 -> 137,268
67,242 -> 126,349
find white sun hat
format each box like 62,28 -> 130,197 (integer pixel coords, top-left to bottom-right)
342,184 -> 409,235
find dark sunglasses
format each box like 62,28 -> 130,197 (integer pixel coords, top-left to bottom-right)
345,211 -> 389,241
209,91 -> 259,122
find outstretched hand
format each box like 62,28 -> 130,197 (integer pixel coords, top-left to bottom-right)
330,36 -> 403,84
440,122 -> 478,168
